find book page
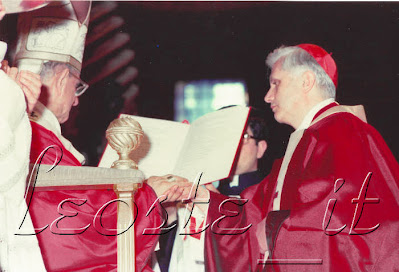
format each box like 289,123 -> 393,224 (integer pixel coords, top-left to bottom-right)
172,106 -> 250,184
99,115 -> 189,178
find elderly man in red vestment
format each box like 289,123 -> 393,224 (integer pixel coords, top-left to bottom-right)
189,44 -> 399,271
13,2 -> 189,271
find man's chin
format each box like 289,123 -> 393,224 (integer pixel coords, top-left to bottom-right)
59,116 -> 69,124
274,113 -> 283,123
274,114 -> 292,127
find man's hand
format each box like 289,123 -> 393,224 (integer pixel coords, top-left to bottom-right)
178,183 -> 210,201
146,174 -> 193,202
204,183 -> 220,193
177,183 -> 211,214
1,61 -> 42,113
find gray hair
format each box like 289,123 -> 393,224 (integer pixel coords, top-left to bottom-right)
40,61 -> 77,83
266,45 -> 336,99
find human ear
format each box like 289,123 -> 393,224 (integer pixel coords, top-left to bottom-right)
256,140 -> 267,159
302,70 -> 316,93
56,67 -> 69,93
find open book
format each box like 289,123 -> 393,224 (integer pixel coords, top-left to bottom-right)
98,106 -> 250,185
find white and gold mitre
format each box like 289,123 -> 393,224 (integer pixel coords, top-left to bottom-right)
14,0 -> 91,75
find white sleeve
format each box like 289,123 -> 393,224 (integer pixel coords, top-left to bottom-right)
0,70 -> 29,191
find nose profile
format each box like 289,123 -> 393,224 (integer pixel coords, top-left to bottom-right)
264,88 -> 273,103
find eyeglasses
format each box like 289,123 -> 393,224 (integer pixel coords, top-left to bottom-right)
70,73 -> 89,97
243,133 -> 258,143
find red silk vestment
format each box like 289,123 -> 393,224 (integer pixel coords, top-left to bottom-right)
205,105 -> 399,271
29,121 -> 162,272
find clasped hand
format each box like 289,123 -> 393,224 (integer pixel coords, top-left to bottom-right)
146,174 -> 209,203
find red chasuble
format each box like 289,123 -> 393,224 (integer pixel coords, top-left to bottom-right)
29,121 -> 162,272
205,105 -> 399,271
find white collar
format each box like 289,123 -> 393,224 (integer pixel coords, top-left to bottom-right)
230,174 -> 240,187
30,101 -> 62,138
296,98 -> 336,131
29,102 -> 85,164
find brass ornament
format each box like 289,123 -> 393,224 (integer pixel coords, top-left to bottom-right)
106,117 -> 144,170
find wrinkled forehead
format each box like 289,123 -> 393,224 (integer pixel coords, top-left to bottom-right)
268,58 -> 288,80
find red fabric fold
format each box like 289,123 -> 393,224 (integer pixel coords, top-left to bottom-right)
205,105 -> 399,271
29,121 -> 162,272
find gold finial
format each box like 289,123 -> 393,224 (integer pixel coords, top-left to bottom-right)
105,117 -> 144,169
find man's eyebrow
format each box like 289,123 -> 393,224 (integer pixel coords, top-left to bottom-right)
269,77 -> 279,83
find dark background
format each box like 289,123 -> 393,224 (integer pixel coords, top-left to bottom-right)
2,2 -> 398,167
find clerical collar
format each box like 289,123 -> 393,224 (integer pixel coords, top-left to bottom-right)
230,171 -> 262,187
230,175 -> 240,187
296,98 -> 336,131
